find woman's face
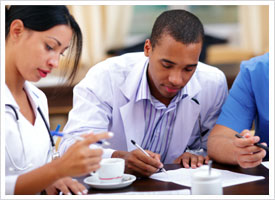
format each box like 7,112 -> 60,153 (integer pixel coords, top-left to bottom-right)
13,24 -> 73,82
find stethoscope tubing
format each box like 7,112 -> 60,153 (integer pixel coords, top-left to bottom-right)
5,104 -> 55,171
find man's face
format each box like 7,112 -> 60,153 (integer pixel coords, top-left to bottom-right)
144,34 -> 202,105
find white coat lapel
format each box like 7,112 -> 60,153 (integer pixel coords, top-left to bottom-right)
119,57 -> 148,151
120,101 -> 145,151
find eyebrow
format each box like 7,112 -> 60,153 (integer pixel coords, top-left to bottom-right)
162,59 -> 198,67
162,59 -> 177,65
186,64 -> 198,67
47,36 -> 61,46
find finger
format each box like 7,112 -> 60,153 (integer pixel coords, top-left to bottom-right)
234,136 -> 260,148
86,156 -> 102,168
204,155 -> 210,164
67,180 -> 88,195
148,151 -> 161,162
190,155 -> 198,168
181,155 -> 191,168
128,154 -> 159,174
239,158 -> 263,168
239,129 -> 251,137
75,181 -> 88,195
58,183 -> 72,195
45,187 -> 58,195
82,132 -> 113,145
173,157 -> 181,164
126,163 -> 152,177
238,144 -> 264,155
64,179 -> 83,195
197,155 -> 205,167
238,149 -> 266,163
135,150 -> 163,169
87,148 -> 103,158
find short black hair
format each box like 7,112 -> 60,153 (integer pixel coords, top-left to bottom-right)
6,5 -> 82,84
150,9 -> 204,48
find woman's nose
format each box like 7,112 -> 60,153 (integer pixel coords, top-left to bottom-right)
47,55 -> 59,69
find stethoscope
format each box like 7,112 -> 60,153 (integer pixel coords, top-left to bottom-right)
5,104 -> 60,172
185,98 -> 209,156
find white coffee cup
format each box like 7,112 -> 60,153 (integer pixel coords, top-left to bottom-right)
92,158 -> 125,183
191,168 -> 223,195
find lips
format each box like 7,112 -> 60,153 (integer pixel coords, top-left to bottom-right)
38,69 -> 50,78
164,86 -> 180,93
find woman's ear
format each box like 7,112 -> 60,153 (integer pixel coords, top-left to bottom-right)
9,19 -> 25,40
144,39 -> 152,57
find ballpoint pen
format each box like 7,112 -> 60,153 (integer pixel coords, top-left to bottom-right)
235,133 -> 269,152
131,140 -> 167,174
51,124 -> 112,146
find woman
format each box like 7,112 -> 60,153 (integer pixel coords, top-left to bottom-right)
5,5 -> 111,195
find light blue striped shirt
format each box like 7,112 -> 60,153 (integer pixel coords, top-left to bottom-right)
136,65 -> 188,162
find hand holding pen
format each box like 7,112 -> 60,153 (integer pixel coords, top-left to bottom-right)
131,140 -> 167,174
235,133 -> 268,152
56,131 -> 113,178
234,130 -> 267,168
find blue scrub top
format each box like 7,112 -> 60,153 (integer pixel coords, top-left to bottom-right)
216,53 -> 269,157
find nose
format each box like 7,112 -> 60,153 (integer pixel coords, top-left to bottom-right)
168,70 -> 184,87
47,54 -> 59,69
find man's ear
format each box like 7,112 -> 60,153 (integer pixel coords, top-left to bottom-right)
144,39 -> 152,57
9,19 -> 25,40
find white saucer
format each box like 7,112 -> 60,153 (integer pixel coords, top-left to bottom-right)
84,174 -> 136,190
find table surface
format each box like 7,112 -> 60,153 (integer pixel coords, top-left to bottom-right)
77,162 -> 269,195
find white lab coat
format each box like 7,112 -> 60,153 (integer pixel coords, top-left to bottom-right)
5,82 -> 51,195
59,52 -> 228,163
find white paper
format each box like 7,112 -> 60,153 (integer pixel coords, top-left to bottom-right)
150,167 -> 264,187
94,189 -> 191,195
262,161 -> 269,169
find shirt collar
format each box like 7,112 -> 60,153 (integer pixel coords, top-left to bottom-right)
135,64 -> 188,107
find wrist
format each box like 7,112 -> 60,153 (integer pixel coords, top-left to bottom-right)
48,158 -> 66,180
111,150 -> 128,159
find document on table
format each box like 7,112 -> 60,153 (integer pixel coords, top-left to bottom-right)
94,189 -> 191,195
150,167 -> 265,187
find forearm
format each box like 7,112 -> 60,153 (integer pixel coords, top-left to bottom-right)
14,159 -> 63,194
207,125 -> 238,165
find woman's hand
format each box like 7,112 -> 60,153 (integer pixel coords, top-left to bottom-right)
45,177 -> 88,195
55,132 -> 113,178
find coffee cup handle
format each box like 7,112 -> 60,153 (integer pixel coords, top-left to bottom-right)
90,171 -> 99,178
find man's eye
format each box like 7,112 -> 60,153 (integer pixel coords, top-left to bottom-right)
162,64 -> 172,69
185,68 -> 193,72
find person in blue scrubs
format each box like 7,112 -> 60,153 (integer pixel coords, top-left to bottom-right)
207,53 -> 269,168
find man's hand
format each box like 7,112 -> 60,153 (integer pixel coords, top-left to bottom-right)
233,130 -> 266,168
45,177 -> 88,195
112,149 -> 163,177
174,152 -> 210,168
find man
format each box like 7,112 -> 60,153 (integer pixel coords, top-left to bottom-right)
59,9 -> 228,177
207,53 -> 269,168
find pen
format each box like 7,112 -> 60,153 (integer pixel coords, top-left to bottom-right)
51,124 -> 112,145
235,133 -> 269,152
131,140 -> 167,173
